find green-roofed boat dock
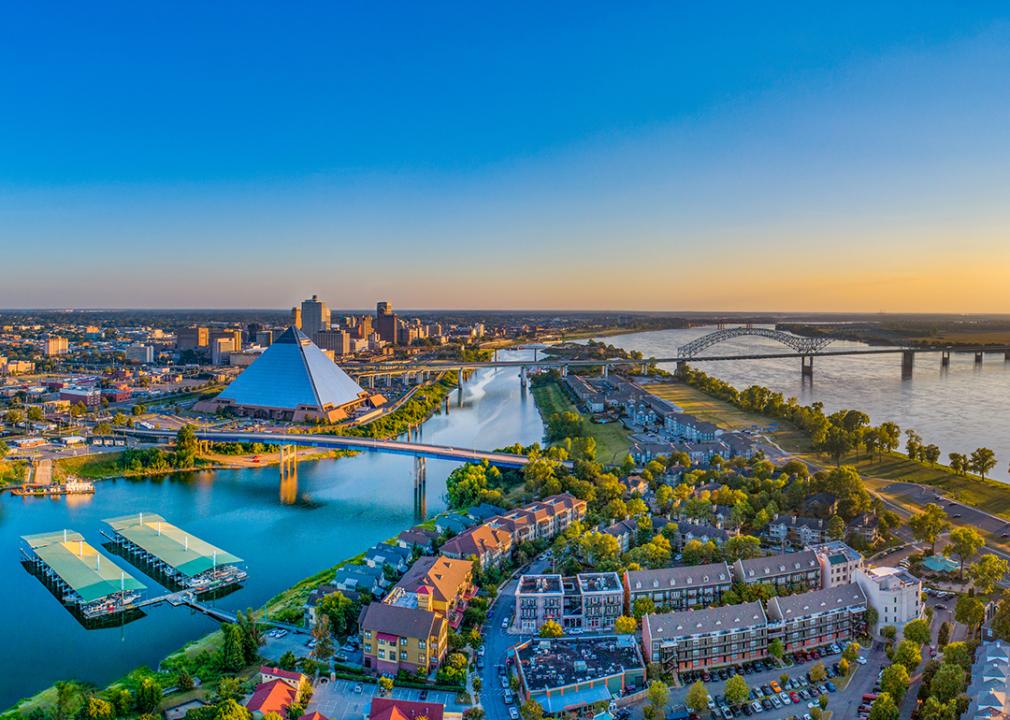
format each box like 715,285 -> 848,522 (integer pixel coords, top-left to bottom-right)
20,530 -> 146,619
103,513 -> 247,593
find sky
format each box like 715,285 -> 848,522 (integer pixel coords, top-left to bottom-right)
2,3 -> 1010,312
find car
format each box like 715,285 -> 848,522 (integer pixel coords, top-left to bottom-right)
761,686 -> 772,696
825,682 -> 836,693
500,676 -> 509,688
334,652 -> 349,662
419,690 -> 429,701
353,684 -> 363,694
478,646 -> 486,656
808,687 -> 819,697
818,685 -> 828,694
761,700 -> 773,711
502,618 -> 509,629
807,702 -> 818,710
770,697 -> 782,709
798,690 -> 809,700
750,702 -> 762,714
790,692 -> 800,704
856,656 -> 867,665
503,691 -> 512,704
509,708 -> 519,720
779,692 -> 791,705
741,704 -> 753,717
769,681 -> 781,694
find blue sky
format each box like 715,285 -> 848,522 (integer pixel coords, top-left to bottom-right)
2,3 -> 1009,310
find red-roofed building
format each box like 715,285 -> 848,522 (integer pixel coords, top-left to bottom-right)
246,679 -> 297,717
369,698 -> 445,720
299,713 -> 329,720
259,665 -> 305,688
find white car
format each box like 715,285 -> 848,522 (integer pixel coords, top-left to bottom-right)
509,709 -> 519,720
780,692 -> 791,705
750,701 -> 762,713
856,656 -> 867,665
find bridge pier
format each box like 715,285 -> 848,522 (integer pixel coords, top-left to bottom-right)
561,365 -> 568,378
1005,351 -> 1010,362
675,360 -> 688,378
801,355 -> 814,378
976,352 -> 984,365
601,364 -> 608,378
368,375 -> 375,389
279,445 -> 297,504
901,350 -> 915,378
941,350 -> 950,368
520,366 -> 528,389
413,456 -> 427,521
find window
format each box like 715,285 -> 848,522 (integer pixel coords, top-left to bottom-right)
419,640 -> 426,649
400,637 -> 408,646
401,651 -> 408,661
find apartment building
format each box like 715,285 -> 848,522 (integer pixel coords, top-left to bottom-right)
514,572 -> 624,633
360,602 -> 447,675
624,562 -> 733,613
439,524 -> 513,569
765,583 -> 867,652
765,516 -> 829,547
855,566 -> 923,633
384,556 -> 474,629
732,550 -> 822,591
641,601 -> 769,671
809,541 -> 864,589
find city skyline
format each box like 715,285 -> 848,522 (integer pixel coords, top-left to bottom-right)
3,4 -> 1010,311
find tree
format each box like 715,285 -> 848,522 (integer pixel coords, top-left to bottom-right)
940,641 -> 972,670
236,608 -> 264,664
929,662 -> 965,703
135,677 -> 162,714
768,638 -> 784,662
893,639 -> 922,672
614,616 -> 637,634
826,515 -> 846,540
880,664 -> 910,701
722,535 -> 762,562
903,618 -> 932,646
378,677 -> 394,694
842,641 -> 860,663
647,680 -> 670,716
175,424 -> 199,468
214,700 -> 251,720
217,677 -> 243,702
724,675 -> 749,707
922,444 -> 941,466
312,614 -> 334,666
539,619 -> 563,638
220,622 -> 245,672
868,693 -> 899,720
880,625 -> 897,641
945,526 -> 984,579
809,661 -> 827,682
838,657 -> 850,676
685,681 -> 710,714
132,404 -> 147,416
277,650 -> 297,670
53,681 -> 80,720
177,668 -> 195,691
84,697 -> 114,720
970,447 -> 997,480
954,595 -> 985,635
905,430 -> 923,460
632,597 -> 656,619
970,553 -> 1010,594
937,621 -> 951,648
822,426 -> 854,466
909,504 -> 950,555
519,699 -> 543,720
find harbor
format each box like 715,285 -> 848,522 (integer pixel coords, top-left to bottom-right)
20,530 -> 146,620
102,512 -> 247,594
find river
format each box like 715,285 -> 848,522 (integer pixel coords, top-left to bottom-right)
597,327 -> 1010,482
0,350 -> 542,709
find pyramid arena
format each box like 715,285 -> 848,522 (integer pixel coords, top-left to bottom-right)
194,327 -> 386,423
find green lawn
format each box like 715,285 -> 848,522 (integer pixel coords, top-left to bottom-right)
531,381 -> 632,465
55,452 -> 125,479
640,381 -> 812,451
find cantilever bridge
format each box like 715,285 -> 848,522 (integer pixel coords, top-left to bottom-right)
676,327 -> 835,358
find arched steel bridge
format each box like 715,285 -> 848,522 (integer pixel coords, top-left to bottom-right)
677,327 -> 835,359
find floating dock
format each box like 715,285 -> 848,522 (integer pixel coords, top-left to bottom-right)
21,530 -> 146,619
103,513 -> 247,593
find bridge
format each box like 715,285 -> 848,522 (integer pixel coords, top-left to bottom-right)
123,428 -> 545,469
676,327 -> 835,358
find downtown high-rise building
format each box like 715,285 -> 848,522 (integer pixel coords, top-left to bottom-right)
376,300 -> 398,345
301,295 -> 331,338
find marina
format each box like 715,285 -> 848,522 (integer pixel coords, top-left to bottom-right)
103,512 -> 247,593
20,530 -> 146,620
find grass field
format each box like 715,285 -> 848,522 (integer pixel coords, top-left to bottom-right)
531,381 -> 632,464
55,452 -> 125,479
640,381 -> 812,452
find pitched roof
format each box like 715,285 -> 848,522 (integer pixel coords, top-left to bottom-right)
247,679 -> 296,714
369,698 -> 445,720
394,556 -> 472,602
218,326 -> 364,410
626,562 -> 733,591
360,601 -> 443,639
736,550 -> 819,580
766,583 -> 866,620
645,601 -> 767,638
441,523 -> 512,558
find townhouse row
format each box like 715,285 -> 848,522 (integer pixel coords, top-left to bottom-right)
513,571 -> 625,633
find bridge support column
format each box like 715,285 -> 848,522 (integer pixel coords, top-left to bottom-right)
533,348 -> 538,362
801,355 -> 814,378
413,456 -> 427,520
601,364 -> 608,378
278,445 -> 298,504
1004,351 -> 1010,362
941,350 -> 950,368
675,360 -> 688,378
561,365 -> 568,378
368,375 -> 374,389
901,350 -> 915,378
520,366 -> 528,389
976,352 -> 984,365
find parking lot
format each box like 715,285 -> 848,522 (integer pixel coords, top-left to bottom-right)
308,678 -> 468,720
663,640 -> 888,720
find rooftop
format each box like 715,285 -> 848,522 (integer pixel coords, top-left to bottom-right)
22,529 -> 146,603
809,541 -> 863,565
518,574 -> 564,595
577,572 -> 623,593
515,635 -> 645,693
104,513 -> 241,578
736,550 -> 819,579
626,562 -> 733,591
645,601 -> 767,638
766,583 -> 867,621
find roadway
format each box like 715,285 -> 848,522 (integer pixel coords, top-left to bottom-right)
122,428 -> 562,470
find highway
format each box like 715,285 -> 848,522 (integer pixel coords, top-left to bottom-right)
121,428 -> 565,469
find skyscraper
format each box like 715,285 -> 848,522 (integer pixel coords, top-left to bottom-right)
301,295 -> 331,338
376,300 -> 398,345
290,306 -> 302,329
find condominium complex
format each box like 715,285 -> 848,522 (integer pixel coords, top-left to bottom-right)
624,562 -> 733,612
642,601 -> 769,671
732,550 -> 822,590
384,555 -> 474,629
854,566 -> 923,632
360,602 -> 448,675
809,541 -> 864,588
513,572 -> 623,633
765,583 -> 867,652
